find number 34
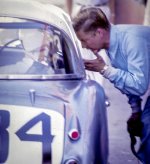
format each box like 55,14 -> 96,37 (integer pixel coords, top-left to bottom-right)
0,110 -> 54,163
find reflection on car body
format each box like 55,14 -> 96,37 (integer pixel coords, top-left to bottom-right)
0,0 -> 108,164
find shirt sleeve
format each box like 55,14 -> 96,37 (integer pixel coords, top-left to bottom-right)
103,36 -> 150,96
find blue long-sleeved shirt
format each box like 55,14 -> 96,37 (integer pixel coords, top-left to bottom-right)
103,24 -> 150,96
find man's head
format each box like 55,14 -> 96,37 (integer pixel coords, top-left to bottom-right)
72,7 -> 110,53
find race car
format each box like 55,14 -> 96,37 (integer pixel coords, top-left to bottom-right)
0,0 -> 108,164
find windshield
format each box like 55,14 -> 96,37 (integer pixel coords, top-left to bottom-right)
0,17 -> 72,75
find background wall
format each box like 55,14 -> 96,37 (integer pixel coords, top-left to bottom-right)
110,0 -> 145,24
38,0 -> 145,24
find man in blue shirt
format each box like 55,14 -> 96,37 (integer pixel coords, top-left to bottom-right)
72,7 -> 150,163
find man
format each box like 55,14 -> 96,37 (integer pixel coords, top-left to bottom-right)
72,7 -> 150,164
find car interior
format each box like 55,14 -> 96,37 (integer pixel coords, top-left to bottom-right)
0,18 -> 75,76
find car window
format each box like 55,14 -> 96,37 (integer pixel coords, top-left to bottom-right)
0,17 -> 73,75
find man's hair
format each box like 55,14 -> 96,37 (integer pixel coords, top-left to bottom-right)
72,7 -> 110,33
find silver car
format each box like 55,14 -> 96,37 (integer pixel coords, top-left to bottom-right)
0,0 -> 108,164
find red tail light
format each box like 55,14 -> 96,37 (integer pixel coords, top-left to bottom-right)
68,128 -> 80,140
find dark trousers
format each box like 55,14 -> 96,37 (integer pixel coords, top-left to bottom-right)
138,96 -> 150,164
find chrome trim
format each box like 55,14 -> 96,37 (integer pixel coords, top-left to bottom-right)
0,74 -> 85,80
65,159 -> 79,164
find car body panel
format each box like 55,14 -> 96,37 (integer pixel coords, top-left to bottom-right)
0,0 -> 108,164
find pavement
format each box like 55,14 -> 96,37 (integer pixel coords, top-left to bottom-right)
104,79 -> 140,164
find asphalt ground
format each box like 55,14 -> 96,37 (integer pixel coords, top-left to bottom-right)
104,79 -> 140,164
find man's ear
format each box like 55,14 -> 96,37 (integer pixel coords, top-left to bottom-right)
96,28 -> 104,37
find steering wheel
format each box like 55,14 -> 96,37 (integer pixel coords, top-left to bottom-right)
0,38 -> 22,53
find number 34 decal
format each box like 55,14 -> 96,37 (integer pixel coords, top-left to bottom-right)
0,108 -> 62,164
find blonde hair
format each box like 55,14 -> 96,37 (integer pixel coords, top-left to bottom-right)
73,6 -> 110,33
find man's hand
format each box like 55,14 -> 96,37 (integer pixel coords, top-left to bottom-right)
83,55 -> 106,72
127,112 -> 143,137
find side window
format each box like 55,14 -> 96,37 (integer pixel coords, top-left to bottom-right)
0,21 -> 73,75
